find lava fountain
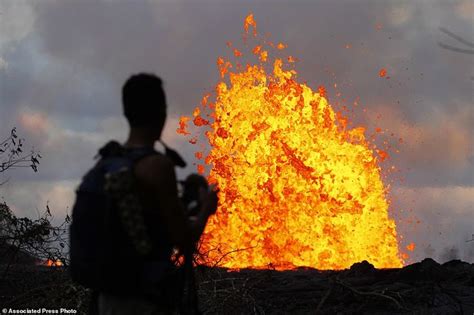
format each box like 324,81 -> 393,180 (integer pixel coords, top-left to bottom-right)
178,14 -> 403,270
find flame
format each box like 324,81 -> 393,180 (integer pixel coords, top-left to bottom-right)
406,242 -> 416,252
45,259 -> 63,267
181,14 -> 403,270
177,116 -> 191,135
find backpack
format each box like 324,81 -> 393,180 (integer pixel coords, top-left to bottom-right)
69,141 -> 159,293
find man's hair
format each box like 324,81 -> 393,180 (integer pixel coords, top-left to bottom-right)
122,73 -> 167,127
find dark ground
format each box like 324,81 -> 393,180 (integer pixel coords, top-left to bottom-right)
1,258 -> 473,314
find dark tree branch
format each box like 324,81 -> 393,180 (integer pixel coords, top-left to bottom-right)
438,27 -> 474,55
439,27 -> 474,48
438,42 -> 474,55
0,128 -> 41,180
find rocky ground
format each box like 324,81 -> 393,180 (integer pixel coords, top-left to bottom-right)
1,258 -> 473,314
196,259 -> 474,314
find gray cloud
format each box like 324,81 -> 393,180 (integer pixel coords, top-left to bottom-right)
392,186 -> 474,263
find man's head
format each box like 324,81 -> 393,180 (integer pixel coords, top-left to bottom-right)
122,73 -> 167,138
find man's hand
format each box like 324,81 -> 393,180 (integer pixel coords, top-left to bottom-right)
199,185 -> 219,216
185,185 -> 218,243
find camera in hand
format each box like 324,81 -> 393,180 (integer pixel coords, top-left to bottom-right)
180,174 -> 209,217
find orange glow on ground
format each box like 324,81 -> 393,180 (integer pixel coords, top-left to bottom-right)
45,259 -> 63,267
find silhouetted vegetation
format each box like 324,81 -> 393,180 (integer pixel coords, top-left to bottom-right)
0,128 -> 86,311
0,202 -> 70,275
0,128 -> 68,279
0,128 -> 41,182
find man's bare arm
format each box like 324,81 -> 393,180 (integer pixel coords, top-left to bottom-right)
135,154 -> 217,249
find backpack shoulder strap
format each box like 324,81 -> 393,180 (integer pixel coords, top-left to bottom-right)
97,141 -> 159,169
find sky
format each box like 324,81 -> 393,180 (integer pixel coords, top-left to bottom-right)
0,0 -> 473,264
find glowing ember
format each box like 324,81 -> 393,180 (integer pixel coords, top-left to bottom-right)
45,259 -> 63,267
406,243 -> 416,252
180,14 -> 403,270
177,116 -> 191,135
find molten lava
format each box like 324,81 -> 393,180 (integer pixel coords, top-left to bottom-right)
45,259 -> 63,267
179,14 -> 403,270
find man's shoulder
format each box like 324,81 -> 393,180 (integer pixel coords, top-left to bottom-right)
135,152 -> 174,179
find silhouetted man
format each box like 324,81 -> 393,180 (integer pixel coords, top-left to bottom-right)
70,73 -> 217,314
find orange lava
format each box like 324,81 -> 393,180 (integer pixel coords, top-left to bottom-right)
180,14 -> 403,270
406,243 -> 416,252
177,116 -> 191,135
45,259 -> 63,267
